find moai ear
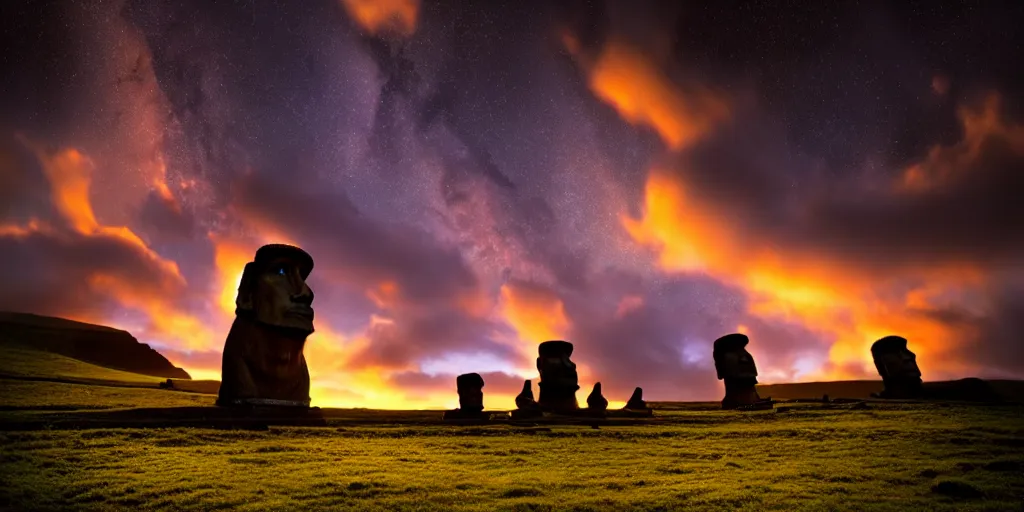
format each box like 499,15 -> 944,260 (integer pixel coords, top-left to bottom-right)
234,262 -> 256,314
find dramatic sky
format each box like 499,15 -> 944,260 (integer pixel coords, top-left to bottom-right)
2,0 -> 1023,409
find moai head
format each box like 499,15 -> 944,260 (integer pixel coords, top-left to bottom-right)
234,244 -> 315,381
871,336 -> 922,383
236,244 -> 316,334
456,373 -> 485,412
536,340 -> 580,411
217,244 -> 315,408
515,379 -> 539,410
536,340 -> 579,389
625,387 -> 647,410
586,382 -> 608,411
713,333 -> 758,382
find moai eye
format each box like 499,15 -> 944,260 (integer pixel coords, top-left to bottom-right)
275,266 -> 286,276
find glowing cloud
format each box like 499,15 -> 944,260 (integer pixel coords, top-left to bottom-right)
339,0 -> 419,38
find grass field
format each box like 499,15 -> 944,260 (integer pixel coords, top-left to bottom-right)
0,346 -> 165,384
1,348 -> 1023,511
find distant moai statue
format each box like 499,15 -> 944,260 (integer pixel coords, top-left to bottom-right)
443,373 -> 487,420
536,340 -> 580,412
871,336 -> 923,399
515,379 -> 540,411
217,244 -> 316,408
586,382 -> 608,412
713,333 -> 766,409
624,387 -> 648,410
457,373 -> 485,412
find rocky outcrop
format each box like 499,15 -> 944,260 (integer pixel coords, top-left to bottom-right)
0,311 -> 191,379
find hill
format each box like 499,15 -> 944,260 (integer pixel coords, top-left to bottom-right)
0,311 -> 191,379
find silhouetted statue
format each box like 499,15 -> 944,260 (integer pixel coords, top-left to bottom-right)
871,336 -> 923,399
537,340 -> 580,412
457,373 -> 484,412
713,333 -> 768,409
624,387 -> 647,410
217,244 -> 315,408
515,379 -> 540,411
442,373 -> 487,420
509,379 -> 544,419
586,382 -> 608,411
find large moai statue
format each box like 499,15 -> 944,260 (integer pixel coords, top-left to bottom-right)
217,244 -> 316,408
871,336 -> 923,399
537,340 -> 580,412
713,333 -> 765,409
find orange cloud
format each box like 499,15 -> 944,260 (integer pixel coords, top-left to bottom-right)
900,94 -> 1024,192
5,142 -> 217,352
339,0 -> 419,38
620,100 -> 1007,382
567,37 -> 730,151
499,280 -> 570,347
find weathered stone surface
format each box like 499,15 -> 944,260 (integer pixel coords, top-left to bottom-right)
537,340 -> 579,412
586,382 -> 608,411
713,333 -> 768,409
871,335 -> 923,399
0,311 -> 190,379
217,244 -> 316,409
624,387 -> 648,410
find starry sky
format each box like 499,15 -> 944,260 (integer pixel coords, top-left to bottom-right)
1,0 -> 1023,409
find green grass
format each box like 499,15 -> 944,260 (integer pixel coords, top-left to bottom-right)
0,346 -> 164,384
0,346 -> 1022,511
1,402 -> 1022,511
0,379 -> 216,411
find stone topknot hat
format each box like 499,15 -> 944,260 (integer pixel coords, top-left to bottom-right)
456,373 -> 484,388
713,333 -> 749,356
870,335 -> 909,356
538,340 -> 574,357
253,244 -> 314,279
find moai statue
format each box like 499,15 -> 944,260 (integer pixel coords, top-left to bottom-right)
537,340 -> 580,412
586,382 -> 608,412
624,387 -> 648,410
511,379 -> 542,419
713,333 -> 767,409
443,373 -> 487,420
515,379 -> 540,411
217,244 -> 316,408
871,336 -> 923,399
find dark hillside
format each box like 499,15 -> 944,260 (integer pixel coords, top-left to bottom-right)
0,311 -> 191,380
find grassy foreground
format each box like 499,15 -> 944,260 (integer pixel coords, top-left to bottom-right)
1,401 -> 1023,511
1,348 -> 1022,511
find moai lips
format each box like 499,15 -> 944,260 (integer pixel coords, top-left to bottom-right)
216,244 -> 315,409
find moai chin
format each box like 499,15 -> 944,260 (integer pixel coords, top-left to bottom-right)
871,335 -> 923,398
216,244 -> 315,408
537,340 -> 580,412
712,333 -> 764,409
